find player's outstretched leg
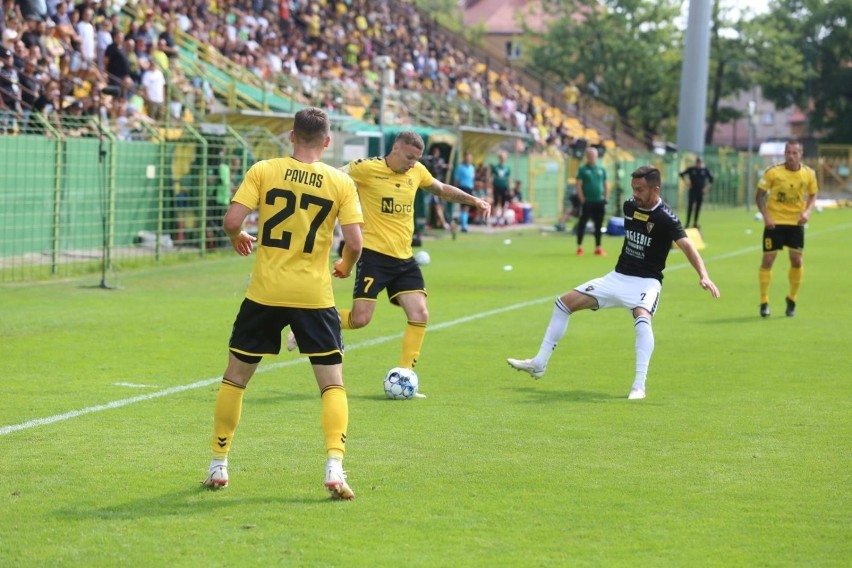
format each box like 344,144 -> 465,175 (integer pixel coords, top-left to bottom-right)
507,298 -> 571,379
628,315 -> 654,400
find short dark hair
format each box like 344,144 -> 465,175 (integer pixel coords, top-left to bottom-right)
631,165 -> 661,188
292,107 -> 329,146
394,130 -> 425,151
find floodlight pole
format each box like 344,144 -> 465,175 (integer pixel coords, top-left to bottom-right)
676,0 -> 712,155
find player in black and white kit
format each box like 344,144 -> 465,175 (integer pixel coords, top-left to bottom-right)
507,165 -> 720,399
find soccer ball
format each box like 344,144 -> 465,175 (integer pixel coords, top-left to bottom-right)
383,367 -> 419,400
414,250 -> 431,266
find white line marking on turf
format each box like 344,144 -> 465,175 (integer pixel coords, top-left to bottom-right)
0,299 -> 550,437
113,382 -> 157,388
4,223 -> 849,437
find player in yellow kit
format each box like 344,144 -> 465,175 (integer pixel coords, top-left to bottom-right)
755,140 -> 818,318
202,107 -> 363,500
291,131 -> 490,397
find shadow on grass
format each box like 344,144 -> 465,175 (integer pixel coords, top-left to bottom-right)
243,391 -> 418,404
347,393 -> 409,403
698,316 -> 767,325
247,391 -> 318,405
511,386 -> 622,403
52,485 -> 342,520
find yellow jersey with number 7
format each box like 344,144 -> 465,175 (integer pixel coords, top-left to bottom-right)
342,157 -> 435,259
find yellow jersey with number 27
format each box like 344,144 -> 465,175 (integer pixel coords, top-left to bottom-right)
232,157 -> 363,308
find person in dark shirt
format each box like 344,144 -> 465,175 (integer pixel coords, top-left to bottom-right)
104,29 -> 131,92
157,20 -> 178,58
20,17 -> 42,49
17,56 -> 41,130
0,47 -> 21,119
574,146 -> 610,256
679,157 -> 714,229
507,165 -> 720,400
422,145 -> 452,231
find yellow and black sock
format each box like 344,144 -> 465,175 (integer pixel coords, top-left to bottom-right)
321,385 -> 348,459
788,266 -> 803,301
339,309 -> 353,330
759,268 -> 772,304
400,320 -> 427,369
211,379 -> 245,459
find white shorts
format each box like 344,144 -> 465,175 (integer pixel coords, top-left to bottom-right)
574,271 -> 662,314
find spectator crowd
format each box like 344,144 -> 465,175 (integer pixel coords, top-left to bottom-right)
1,0 -> 589,151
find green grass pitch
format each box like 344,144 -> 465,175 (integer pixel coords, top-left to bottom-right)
1,207 -> 850,566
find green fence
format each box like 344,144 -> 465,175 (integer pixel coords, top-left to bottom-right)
0,116 -> 253,282
555,147 -> 756,220
2,117 -> 773,284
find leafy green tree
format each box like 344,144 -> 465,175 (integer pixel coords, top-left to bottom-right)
705,0 -> 753,145
749,0 -> 851,142
526,0 -> 683,148
413,0 -> 466,33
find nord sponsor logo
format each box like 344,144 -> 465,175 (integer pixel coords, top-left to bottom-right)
381,197 -> 412,213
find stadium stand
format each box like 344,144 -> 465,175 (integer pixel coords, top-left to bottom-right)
0,0 -> 624,153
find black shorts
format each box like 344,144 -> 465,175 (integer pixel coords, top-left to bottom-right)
762,224 -> 805,252
493,186 -> 510,206
352,248 -> 427,305
229,298 -> 343,358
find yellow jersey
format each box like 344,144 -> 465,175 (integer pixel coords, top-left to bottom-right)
232,157 -> 363,308
342,157 -> 435,259
758,163 -> 818,225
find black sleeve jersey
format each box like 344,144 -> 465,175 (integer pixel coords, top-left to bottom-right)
682,167 -> 714,190
615,199 -> 687,282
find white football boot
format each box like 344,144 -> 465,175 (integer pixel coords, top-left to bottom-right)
324,459 -> 355,500
202,464 -> 229,489
507,358 -> 546,379
628,388 -> 646,400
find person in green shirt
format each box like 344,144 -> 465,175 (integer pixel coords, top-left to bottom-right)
206,149 -> 232,249
489,151 -> 511,226
575,147 -> 610,256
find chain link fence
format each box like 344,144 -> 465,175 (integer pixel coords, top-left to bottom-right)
4,115 -> 809,284
0,113 -> 254,282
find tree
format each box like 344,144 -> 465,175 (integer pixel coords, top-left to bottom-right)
525,0 -> 683,148
705,0 -> 753,145
413,0 -> 467,34
749,0 -> 852,142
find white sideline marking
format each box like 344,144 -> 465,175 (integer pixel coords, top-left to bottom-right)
0,299 -> 549,437
113,382 -> 157,388
3,223 -> 849,437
